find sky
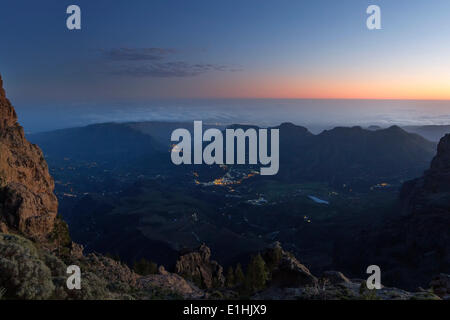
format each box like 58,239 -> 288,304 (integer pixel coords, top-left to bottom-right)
1,0 -> 450,104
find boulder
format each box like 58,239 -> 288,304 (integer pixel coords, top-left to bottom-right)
175,244 -> 225,289
262,242 -> 318,288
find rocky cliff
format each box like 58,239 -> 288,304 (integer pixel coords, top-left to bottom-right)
334,134 -> 450,291
175,244 -> 225,289
262,242 -> 318,288
401,134 -> 450,208
400,134 -> 450,283
0,75 -> 58,241
0,74 -> 199,300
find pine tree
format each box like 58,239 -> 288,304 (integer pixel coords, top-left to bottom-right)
133,258 -> 158,275
246,254 -> 268,292
265,245 -> 282,272
226,266 -> 235,288
234,263 -> 245,286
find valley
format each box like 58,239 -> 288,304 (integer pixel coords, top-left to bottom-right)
27,121 -> 441,286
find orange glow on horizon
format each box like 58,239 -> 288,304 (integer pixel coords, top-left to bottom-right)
197,69 -> 450,101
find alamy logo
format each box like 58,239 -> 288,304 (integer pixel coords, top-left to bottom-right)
66,265 -> 81,290
366,265 -> 381,290
66,5 -> 81,30
170,121 -> 279,175
366,5 -> 381,30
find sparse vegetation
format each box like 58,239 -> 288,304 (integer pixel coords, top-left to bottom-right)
0,233 -> 156,300
50,215 -> 72,258
226,266 -> 235,288
133,258 -> 158,276
359,282 -> 380,300
234,263 -> 245,287
0,234 -> 55,299
245,254 -> 269,293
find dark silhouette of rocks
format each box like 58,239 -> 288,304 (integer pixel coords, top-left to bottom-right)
255,242 -> 439,300
175,244 -> 225,289
430,274 -> 450,300
262,242 -> 318,288
334,134 -> 450,292
399,134 -> 450,288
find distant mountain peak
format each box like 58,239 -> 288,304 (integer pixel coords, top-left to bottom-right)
278,122 -> 297,128
277,122 -> 312,135
385,125 -> 404,132
320,125 -> 365,136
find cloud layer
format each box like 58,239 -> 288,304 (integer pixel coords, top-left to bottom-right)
102,47 -> 239,78
101,48 -> 177,61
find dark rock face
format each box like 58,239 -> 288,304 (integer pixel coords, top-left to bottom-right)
428,134 -> 450,189
175,244 -> 225,289
400,134 -> 450,280
0,75 -> 58,241
430,274 -> 450,300
401,134 -> 450,210
335,135 -> 450,290
270,255 -> 318,288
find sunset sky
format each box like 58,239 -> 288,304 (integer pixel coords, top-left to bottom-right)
1,0 -> 450,103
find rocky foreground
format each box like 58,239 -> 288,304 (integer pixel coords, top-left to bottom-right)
1,233 -> 447,300
0,74 -> 448,300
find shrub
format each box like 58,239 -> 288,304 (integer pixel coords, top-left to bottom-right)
245,254 -> 269,293
359,281 -> 379,300
234,263 -> 245,286
0,234 -> 55,299
133,258 -> 158,276
226,266 -> 235,288
50,215 -> 72,257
